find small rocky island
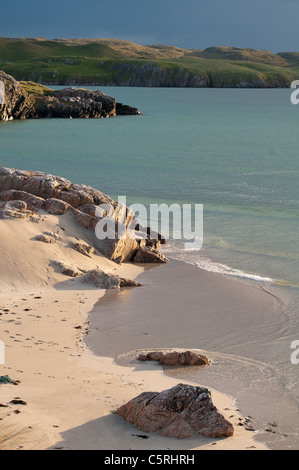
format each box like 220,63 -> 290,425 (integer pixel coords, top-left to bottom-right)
0,70 -> 140,121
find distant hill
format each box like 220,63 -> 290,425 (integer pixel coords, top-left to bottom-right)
186,47 -> 287,66
0,37 -> 298,88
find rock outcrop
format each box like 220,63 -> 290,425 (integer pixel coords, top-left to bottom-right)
0,72 -> 32,121
0,71 -> 140,121
36,234 -> 57,244
137,350 -> 211,367
72,242 -> 96,258
32,86 -> 140,119
0,167 -> 167,265
0,168 -> 168,263
133,247 -> 169,264
0,200 -> 34,220
52,260 -> 87,278
115,383 -> 234,439
82,269 -> 142,289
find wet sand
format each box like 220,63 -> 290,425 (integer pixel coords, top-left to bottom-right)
85,259 -> 284,359
86,259 -> 298,449
0,216 -> 266,450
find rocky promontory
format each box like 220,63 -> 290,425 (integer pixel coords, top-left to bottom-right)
0,167 -> 168,265
0,71 -> 140,121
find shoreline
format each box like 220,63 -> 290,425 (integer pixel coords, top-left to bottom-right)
0,214 -> 267,449
85,258 -> 296,450
0,284 -> 267,451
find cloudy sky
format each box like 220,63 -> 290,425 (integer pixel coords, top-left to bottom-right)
1,0 -> 298,52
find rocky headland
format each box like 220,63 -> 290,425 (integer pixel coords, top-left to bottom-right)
0,71 -> 140,121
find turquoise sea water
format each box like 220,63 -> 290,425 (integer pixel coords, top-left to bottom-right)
1,88 -> 298,285
1,87 -> 299,448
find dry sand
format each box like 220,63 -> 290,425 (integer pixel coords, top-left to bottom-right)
0,213 -> 267,450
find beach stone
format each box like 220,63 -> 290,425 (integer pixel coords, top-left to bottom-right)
45,198 -> 70,215
72,242 -> 96,258
77,204 -> 106,218
82,269 -> 142,289
96,236 -> 141,264
36,234 -> 57,244
52,260 -> 87,278
137,350 -> 211,367
69,207 -> 98,231
0,200 -> 33,219
0,190 -> 45,211
133,247 -> 169,264
116,383 -> 234,439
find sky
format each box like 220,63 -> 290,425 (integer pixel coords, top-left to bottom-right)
0,0 -> 298,52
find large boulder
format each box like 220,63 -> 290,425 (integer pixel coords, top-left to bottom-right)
116,383 -> 234,439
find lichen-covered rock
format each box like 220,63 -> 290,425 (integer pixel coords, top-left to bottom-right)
116,383 -> 234,439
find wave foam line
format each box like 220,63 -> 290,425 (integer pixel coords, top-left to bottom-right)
193,259 -> 274,283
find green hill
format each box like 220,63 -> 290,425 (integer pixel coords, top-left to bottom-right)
0,37 -> 298,88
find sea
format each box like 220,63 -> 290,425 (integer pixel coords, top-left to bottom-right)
0,86 -> 298,449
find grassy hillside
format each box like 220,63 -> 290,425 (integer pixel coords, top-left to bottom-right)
0,37 -> 298,87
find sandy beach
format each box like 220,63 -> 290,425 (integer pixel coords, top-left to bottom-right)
0,212 -> 268,450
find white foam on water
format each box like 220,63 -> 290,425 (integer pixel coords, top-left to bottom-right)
193,258 -> 274,283
163,243 -> 274,283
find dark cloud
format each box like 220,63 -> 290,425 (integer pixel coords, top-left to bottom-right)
0,0 -> 298,52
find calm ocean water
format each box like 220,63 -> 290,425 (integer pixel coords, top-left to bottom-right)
0,87 -> 299,448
